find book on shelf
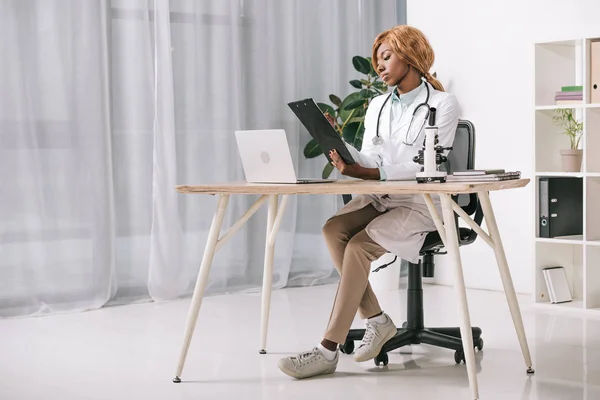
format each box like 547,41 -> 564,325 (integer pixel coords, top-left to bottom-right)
561,85 -> 583,92
446,171 -> 521,182
555,94 -> 583,101
555,86 -> 583,104
542,266 -> 572,304
555,90 -> 582,98
555,100 -> 584,105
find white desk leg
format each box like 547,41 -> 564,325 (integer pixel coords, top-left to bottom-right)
478,191 -> 534,374
259,195 -> 278,354
440,194 -> 479,400
173,194 -> 230,383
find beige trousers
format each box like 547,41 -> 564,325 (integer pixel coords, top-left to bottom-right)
322,204 -> 389,344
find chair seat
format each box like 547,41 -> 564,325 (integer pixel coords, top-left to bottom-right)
420,228 -> 475,253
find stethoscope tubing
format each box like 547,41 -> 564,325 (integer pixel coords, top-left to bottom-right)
373,82 -> 430,146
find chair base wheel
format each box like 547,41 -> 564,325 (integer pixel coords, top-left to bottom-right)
339,340 -> 355,354
173,376 -> 181,383
454,350 -> 465,364
527,367 -> 535,374
475,337 -> 484,351
374,352 -> 389,367
259,349 -> 267,354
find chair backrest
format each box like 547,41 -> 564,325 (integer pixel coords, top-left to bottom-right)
443,120 -> 477,215
445,120 -> 475,174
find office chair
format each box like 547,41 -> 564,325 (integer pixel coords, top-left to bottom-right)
340,120 -> 484,366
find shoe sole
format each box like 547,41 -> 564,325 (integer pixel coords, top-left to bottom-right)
353,325 -> 397,362
277,360 -> 337,379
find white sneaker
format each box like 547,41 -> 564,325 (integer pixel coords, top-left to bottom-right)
278,347 -> 338,379
353,313 -> 397,362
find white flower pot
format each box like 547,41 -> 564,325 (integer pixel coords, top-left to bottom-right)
560,149 -> 583,172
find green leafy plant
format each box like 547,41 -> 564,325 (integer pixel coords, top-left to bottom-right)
303,55 -> 388,178
552,108 -> 583,149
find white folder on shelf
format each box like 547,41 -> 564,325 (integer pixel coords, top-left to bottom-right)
543,267 -> 572,304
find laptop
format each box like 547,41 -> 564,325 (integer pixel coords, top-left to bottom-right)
234,129 -> 336,184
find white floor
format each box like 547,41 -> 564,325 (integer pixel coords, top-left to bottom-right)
1,283 -> 600,400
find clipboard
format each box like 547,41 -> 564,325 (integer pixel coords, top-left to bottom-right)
287,98 -> 356,165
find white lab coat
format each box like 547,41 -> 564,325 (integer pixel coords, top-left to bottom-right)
336,82 -> 460,263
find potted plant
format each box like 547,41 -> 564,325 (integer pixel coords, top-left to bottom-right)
552,108 -> 583,172
303,56 -> 388,178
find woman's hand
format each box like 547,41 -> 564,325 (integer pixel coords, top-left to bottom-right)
329,149 -> 354,176
329,149 -> 380,180
324,112 -> 342,135
324,112 -> 335,127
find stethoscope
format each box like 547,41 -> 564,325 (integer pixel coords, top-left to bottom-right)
372,81 -> 431,147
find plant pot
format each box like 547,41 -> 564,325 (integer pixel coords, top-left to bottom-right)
560,149 -> 583,172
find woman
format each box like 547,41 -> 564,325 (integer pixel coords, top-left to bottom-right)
278,25 -> 459,379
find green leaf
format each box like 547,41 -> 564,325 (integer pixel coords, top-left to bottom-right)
317,102 -> 335,119
339,92 -> 362,122
373,81 -> 388,91
349,116 -> 364,124
354,123 -> 365,151
352,55 -> 371,75
342,121 -> 364,151
344,99 -> 366,110
367,56 -> 378,77
342,122 -> 360,144
552,108 -> 583,149
322,162 -> 335,179
354,104 -> 367,115
359,89 -> 371,98
303,139 -> 323,159
349,79 -> 362,89
328,94 -> 342,107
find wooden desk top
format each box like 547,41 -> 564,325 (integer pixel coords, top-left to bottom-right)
176,178 -> 529,195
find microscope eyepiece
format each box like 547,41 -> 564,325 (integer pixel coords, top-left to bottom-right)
428,107 -> 437,126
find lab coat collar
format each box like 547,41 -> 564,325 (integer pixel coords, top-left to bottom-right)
391,81 -> 425,106
392,81 -> 433,135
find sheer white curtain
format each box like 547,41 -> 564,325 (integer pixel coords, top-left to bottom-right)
0,0 -> 398,317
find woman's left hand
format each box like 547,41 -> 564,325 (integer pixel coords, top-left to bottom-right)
329,149 -> 363,178
329,149 -> 381,180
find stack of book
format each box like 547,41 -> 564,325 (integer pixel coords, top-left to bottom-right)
555,85 -> 583,105
446,169 -> 521,182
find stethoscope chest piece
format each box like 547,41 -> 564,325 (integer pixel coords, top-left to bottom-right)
372,136 -> 384,146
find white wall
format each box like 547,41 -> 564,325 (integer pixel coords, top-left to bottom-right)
408,0 -> 600,294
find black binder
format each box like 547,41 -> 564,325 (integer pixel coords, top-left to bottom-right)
539,177 -> 583,238
287,98 -> 355,165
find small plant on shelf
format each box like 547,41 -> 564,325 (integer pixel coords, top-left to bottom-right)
552,108 -> 583,172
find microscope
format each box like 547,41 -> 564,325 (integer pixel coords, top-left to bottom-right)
413,107 -> 453,183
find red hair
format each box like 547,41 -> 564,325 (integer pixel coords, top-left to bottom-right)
372,25 -> 444,91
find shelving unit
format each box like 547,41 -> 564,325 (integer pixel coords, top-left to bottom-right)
534,36 -> 600,315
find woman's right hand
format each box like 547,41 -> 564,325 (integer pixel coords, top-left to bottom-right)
324,112 -> 335,128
